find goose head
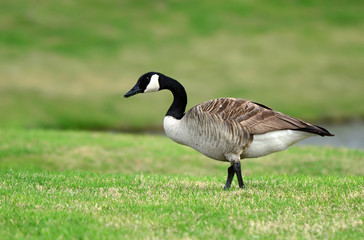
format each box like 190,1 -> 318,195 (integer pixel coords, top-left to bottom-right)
124,72 -> 162,98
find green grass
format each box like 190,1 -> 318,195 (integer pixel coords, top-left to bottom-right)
1,129 -> 363,176
1,171 -> 362,239
1,0 -> 364,130
0,129 -> 363,239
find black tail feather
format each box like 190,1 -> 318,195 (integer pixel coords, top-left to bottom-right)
296,125 -> 334,137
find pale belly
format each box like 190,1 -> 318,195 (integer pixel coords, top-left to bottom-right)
242,130 -> 314,158
181,139 -> 228,161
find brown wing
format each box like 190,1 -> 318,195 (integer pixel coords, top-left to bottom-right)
190,97 -> 333,136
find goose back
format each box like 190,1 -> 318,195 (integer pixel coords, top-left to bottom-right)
193,97 -> 331,136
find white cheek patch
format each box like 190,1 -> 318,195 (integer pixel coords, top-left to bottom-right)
144,74 -> 160,93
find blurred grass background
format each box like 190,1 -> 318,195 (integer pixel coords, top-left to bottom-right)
1,0 -> 363,130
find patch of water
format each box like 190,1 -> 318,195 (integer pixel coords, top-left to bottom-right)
297,121 -> 364,150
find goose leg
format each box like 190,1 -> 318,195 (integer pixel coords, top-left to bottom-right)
224,165 -> 235,190
233,162 -> 245,189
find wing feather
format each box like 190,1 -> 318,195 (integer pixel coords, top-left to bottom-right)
187,97 -> 332,136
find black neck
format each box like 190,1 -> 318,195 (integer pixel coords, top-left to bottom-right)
159,75 -> 187,119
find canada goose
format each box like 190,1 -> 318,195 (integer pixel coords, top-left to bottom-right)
124,72 -> 334,189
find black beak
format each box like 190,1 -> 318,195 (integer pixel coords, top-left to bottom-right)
124,85 -> 142,98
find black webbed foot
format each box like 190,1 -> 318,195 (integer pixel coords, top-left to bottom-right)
223,162 -> 245,189
224,165 -> 235,190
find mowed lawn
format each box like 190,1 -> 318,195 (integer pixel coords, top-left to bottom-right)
0,129 -> 363,239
